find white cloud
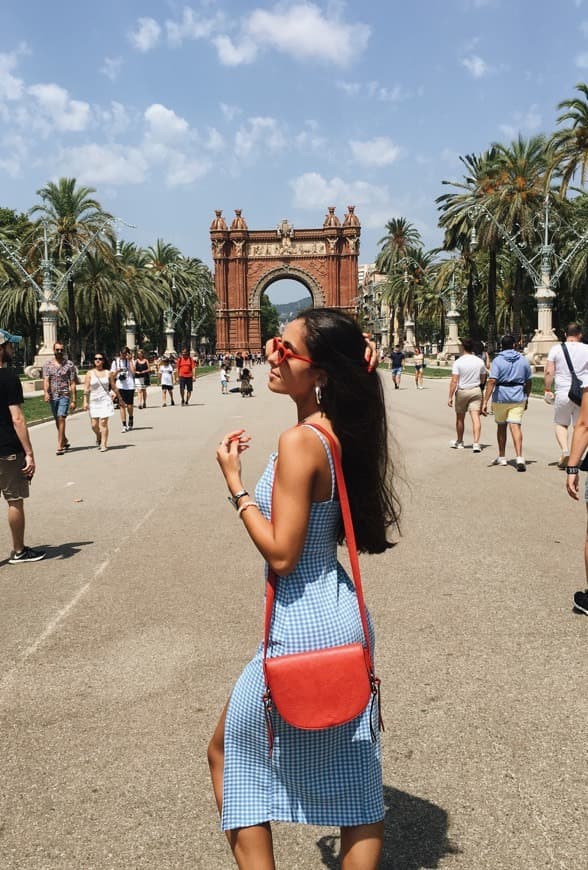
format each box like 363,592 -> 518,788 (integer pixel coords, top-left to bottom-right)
244,2 -> 370,66
205,127 -> 224,150
144,103 -> 190,143
27,83 -> 90,131
56,144 -> 148,184
462,54 -> 491,78
336,81 -> 361,97
0,132 -> 28,177
97,101 -> 132,137
165,153 -> 211,186
290,172 -> 394,228
220,102 -> 241,121
234,116 -> 286,158
0,49 -> 25,101
576,51 -> 588,68
350,137 -> 402,167
165,7 -> 223,45
499,104 -> 542,139
100,57 -> 123,82
213,35 -> 258,66
336,79 -> 410,102
129,17 -> 162,53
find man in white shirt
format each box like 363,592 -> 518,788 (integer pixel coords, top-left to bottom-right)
544,323 -> 588,468
447,338 -> 488,452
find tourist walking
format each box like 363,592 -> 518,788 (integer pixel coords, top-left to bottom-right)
111,347 -> 136,432
177,347 -> 196,405
42,341 -> 77,455
159,356 -> 176,406
239,367 -> 253,397
482,335 -> 532,471
564,384 -> 588,614
209,309 -> 397,869
134,349 -> 150,410
544,323 -> 588,469
448,338 -> 487,452
0,328 -> 45,563
220,365 -> 229,395
82,353 -> 120,452
413,345 -> 425,389
389,345 -> 405,389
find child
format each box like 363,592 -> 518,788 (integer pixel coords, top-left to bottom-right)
220,365 -> 229,395
240,367 -> 253,397
159,356 -> 176,406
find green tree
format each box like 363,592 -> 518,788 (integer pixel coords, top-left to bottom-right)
376,218 -> 422,345
550,82 -> 588,194
260,294 -> 280,344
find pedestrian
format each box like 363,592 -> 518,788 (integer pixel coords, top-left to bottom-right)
209,308 -> 398,869
235,350 -> 244,380
134,348 -> 150,410
159,356 -> 176,406
177,347 -> 196,405
220,365 -> 229,395
564,384 -> 588,615
82,353 -> 120,452
389,344 -> 405,389
544,323 -> 588,469
42,341 -> 77,455
111,347 -> 136,432
448,337 -> 488,452
482,334 -> 532,471
0,328 -> 45,563
413,345 -> 425,390
239,367 -> 253,397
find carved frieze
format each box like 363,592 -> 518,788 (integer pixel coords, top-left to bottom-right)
248,240 -> 326,258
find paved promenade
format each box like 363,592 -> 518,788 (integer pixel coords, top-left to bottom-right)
0,370 -> 585,869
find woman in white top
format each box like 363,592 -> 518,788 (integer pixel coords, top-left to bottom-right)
413,345 -> 425,390
83,353 -> 121,451
159,357 -> 176,406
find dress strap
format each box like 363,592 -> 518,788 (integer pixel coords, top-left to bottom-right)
300,423 -> 336,500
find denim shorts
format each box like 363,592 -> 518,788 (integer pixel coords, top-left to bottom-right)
392,367 -> 403,376
50,396 -> 70,418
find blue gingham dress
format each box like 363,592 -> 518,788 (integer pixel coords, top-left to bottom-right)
221,427 -> 383,831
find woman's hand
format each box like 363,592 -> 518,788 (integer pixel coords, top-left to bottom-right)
216,429 -> 251,489
362,334 -> 379,372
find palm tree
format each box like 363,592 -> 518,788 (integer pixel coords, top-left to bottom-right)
29,178 -> 113,362
437,149 -> 502,351
550,82 -> 588,195
376,218 -> 422,345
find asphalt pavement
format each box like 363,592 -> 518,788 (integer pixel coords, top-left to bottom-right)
0,369 -> 585,869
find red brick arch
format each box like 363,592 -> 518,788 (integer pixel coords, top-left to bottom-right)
210,208 -> 361,353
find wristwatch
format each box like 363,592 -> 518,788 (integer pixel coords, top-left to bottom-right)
228,489 -> 249,509
566,466 -> 580,475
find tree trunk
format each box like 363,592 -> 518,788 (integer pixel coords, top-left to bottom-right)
512,263 -> 524,340
397,309 -> 405,349
487,248 -> 498,355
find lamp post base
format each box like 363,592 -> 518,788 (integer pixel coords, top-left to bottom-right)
524,329 -> 559,370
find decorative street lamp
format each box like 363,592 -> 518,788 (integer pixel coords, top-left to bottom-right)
438,268 -> 465,360
0,216 -> 135,375
469,195 -> 588,366
397,256 -> 426,353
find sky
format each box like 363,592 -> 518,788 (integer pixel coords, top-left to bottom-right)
1,0 -> 588,304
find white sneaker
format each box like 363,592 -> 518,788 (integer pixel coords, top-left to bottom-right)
472,443 -> 481,453
493,456 -> 507,466
449,440 -> 465,449
516,456 -> 526,472
121,425 -> 128,433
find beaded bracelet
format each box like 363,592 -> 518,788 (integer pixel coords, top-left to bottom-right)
237,500 -> 259,518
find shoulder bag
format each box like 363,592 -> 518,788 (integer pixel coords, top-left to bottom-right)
561,342 -> 584,406
262,423 -> 383,755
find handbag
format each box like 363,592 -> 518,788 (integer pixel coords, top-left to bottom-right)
262,423 -> 383,754
561,342 -> 584,406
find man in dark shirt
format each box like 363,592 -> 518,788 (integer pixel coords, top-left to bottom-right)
389,346 -> 405,390
0,329 -> 45,563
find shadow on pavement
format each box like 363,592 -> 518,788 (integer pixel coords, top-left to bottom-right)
0,541 -> 94,567
316,785 -> 459,869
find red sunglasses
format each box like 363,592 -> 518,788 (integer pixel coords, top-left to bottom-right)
271,337 -> 313,366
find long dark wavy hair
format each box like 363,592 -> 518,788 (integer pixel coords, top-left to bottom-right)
298,307 -> 400,553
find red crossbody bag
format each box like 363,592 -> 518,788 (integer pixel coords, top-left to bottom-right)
262,423 -> 383,754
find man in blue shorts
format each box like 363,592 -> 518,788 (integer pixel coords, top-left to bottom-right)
482,334 -> 532,471
389,345 -> 405,390
42,341 -> 77,455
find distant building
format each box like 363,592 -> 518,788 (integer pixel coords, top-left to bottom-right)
358,263 -> 391,351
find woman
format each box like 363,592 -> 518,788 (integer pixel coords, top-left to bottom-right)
82,353 -> 120,451
134,348 -> 150,409
210,308 -> 399,869
413,345 -> 425,390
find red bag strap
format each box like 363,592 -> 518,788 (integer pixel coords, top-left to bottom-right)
262,422 -> 375,678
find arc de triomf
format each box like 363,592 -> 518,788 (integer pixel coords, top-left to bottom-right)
210,206 -> 361,353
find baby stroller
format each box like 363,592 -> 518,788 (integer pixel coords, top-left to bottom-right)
240,368 -> 254,398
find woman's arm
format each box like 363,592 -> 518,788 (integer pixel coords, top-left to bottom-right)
217,426 -> 323,575
83,372 -> 91,410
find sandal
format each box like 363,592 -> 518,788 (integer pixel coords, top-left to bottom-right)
56,448 -> 65,456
